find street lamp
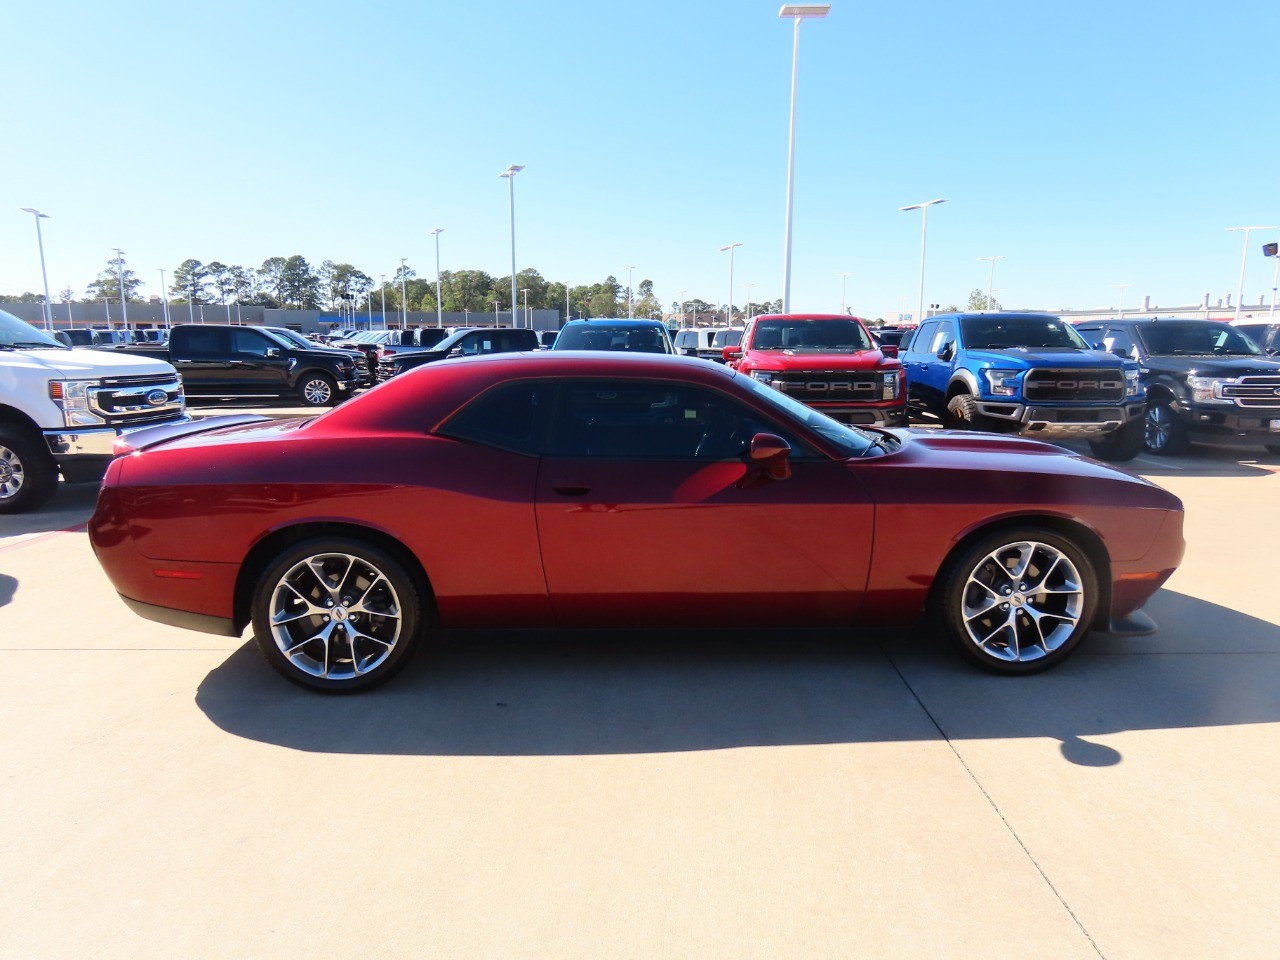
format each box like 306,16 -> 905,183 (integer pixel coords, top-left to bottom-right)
493,299 -> 500,327
500,164 -> 524,327
111,248 -> 130,331
627,265 -> 636,319
521,287 -> 530,328
157,268 -> 171,329
778,3 -> 830,313
399,257 -> 408,330
677,289 -> 687,328
1111,283 -> 1134,319
19,207 -> 54,331
720,242 -> 742,326
899,198 -> 947,324
431,228 -> 444,328
977,256 -> 1006,311
1265,240 -> 1280,320
746,282 -> 755,320
380,274 -> 387,329
836,271 -> 851,314
1226,226 -> 1278,322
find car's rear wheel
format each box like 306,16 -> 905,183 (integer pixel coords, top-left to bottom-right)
0,426 -> 58,515
297,373 -> 338,407
1143,398 -> 1189,456
941,527 -> 1098,674
251,538 -> 423,692
1087,417 -> 1144,462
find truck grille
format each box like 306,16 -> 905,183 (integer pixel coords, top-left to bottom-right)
773,371 -> 880,402
1023,368 -> 1124,402
1221,376 -> 1280,408
88,375 -> 185,424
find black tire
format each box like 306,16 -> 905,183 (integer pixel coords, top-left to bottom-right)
0,425 -> 58,515
1087,417 -> 1144,462
297,372 -> 338,407
940,526 -> 1098,675
1143,398 -> 1189,456
251,537 -> 424,693
944,393 -> 994,432
1265,444 -> 1280,456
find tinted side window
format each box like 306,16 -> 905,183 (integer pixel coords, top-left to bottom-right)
906,322 -> 936,353
178,326 -> 229,358
1102,327 -> 1138,359
931,321 -> 956,354
548,380 -> 794,461
232,329 -> 274,357
440,381 -> 553,455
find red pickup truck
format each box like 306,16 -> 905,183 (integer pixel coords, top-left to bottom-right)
723,313 -> 907,427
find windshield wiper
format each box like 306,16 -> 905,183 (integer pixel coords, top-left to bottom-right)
3,341 -> 63,349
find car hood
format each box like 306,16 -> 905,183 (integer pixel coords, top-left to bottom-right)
962,347 -> 1124,369
746,349 -> 894,371
19,347 -> 176,378
1144,355 -> 1280,377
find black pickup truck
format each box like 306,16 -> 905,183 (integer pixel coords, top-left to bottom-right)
377,327 -> 539,379
112,324 -> 359,406
1075,317 -> 1280,455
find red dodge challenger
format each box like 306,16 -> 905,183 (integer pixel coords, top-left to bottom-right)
88,352 -> 1184,692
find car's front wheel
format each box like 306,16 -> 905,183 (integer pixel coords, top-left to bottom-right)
1087,417 -> 1144,462
944,393 -> 995,432
1143,398 -> 1189,456
940,527 -> 1098,674
0,425 -> 58,514
251,538 -> 423,692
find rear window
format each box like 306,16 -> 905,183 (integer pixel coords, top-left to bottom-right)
553,324 -> 672,353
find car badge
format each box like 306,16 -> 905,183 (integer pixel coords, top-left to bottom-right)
145,389 -> 168,407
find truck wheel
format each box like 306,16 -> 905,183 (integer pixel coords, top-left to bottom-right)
940,526 -> 1097,675
251,537 -> 424,693
944,393 -> 993,432
1087,417 -> 1144,462
297,373 -> 338,407
0,425 -> 58,514
1143,399 -> 1189,456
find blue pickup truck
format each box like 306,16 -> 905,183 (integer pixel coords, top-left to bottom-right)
899,312 -> 1147,461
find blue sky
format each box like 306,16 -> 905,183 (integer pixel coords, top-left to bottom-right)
4,0 -> 1278,320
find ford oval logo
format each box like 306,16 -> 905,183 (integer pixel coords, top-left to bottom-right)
145,389 -> 168,407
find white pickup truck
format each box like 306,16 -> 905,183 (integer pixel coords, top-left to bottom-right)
0,308 -> 187,513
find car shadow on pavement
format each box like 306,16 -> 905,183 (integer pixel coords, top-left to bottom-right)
194,590 -> 1280,765
0,575 -> 15,607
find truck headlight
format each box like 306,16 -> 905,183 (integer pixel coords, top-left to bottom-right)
1188,376 -> 1233,405
1124,368 -> 1142,397
750,371 -> 774,384
982,369 -> 1020,397
881,371 -> 900,401
49,380 -> 106,427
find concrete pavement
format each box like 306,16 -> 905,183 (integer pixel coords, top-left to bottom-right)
1,448 -> 1278,958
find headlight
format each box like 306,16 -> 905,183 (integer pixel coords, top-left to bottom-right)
1124,368 -> 1142,397
1188,376 -> 1233,405
881,371 -> 900,401
48,380 -> 106,427
982,368 -> 1020,397
750,370 -> 774,384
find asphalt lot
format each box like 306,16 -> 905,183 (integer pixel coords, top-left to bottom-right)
2,425 -> 1279,959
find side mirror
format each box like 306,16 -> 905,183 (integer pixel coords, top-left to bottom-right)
936,343 -> 954,362
448,346 -> 464,358
265,347 -> 281,358
1110,347 -> 1129,357
723,346 -> 744,362
1092,342 -> 1106,350
880,343 -> 899,358
749,432 -> 792,480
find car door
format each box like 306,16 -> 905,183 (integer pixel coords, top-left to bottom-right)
170,326 -> 234,395
533,377 -> 875,627
228,328 -> 293,393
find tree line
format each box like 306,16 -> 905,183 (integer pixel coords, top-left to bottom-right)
1,252 -> 782,321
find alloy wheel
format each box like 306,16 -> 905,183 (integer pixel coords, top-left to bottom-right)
268,552 -> 403,680
302,378 -> 333,405
958,540 -> 1085,663
0,445 -> 25,501
1145,404 -> 1172,452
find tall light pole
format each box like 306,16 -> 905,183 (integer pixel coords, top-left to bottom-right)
431,228 -> 444,328
398,257 -> 408,329
1226,226 -> 1278,322
1111,283 -> 1134,319
720,242 -> 742,326
565,280 -> 571,325
627,265 -> 636,318
778,4 -> 830,313
188,280 -> 197,324
1266,241 -> 1280,320
379,274 -> 387,329
977,256 -> 1005,311
678,289 -> 687,328
158,268 -> 171,328
493,299 -> 500,327
19,208 -> 54,331
836,272 -> 851,314
111,248 -> 130,331
521,287 -> 530,328
500,164 -> 524,327
900,198 -> 947,324
745,282 -> 755,320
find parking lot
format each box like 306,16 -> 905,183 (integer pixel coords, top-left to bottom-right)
3,431 -> 1279,959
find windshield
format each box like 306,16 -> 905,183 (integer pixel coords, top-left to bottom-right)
0,309 -> 66,349
959,316 -> 1089,350
553,324 -> 673,353
737,373 -> 876,458
1137,322 -> 1262,356
751,318 -> 871,352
